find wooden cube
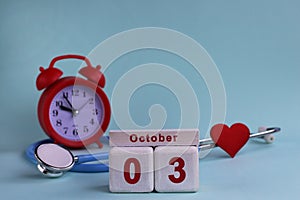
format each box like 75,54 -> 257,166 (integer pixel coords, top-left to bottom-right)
154,146 -> 199,192
109,146 -> 154,192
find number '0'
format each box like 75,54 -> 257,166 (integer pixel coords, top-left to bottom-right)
123,158 -> 141,184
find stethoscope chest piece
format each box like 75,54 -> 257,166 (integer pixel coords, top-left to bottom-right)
34,143 -> 75,178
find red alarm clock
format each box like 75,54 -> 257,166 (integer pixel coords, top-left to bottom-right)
36,55 -> 111,148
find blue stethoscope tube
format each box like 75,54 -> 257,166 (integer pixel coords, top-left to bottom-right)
26,127 -> 281,173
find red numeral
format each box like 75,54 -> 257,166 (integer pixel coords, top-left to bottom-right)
168,157 -> 186,183
124,158 -> 141,184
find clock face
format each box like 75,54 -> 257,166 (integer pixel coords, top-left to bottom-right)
49,85 -> 104,141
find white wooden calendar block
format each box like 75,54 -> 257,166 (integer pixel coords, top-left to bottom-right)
109,146 -> 154,192
154,146 -> 199,192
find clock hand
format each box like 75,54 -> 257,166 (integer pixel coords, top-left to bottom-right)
77,98 -> 90,112
62,93 -> 82,116
60,105 -> 80,116
63,94 -> 75,110
59,105 -> 73,113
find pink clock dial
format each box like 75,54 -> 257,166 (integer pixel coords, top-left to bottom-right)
49,85 -> 104,141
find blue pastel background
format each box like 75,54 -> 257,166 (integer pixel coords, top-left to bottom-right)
0,0 -> 299,199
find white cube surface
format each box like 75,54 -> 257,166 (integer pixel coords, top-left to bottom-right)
109,146 -> 154,192
154,146 -> 199,192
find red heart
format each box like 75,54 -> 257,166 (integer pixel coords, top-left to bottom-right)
210,123 -> 250,158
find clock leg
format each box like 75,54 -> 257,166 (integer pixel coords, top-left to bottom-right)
95,140 -> 103,148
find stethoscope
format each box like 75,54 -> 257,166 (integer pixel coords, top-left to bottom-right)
26,127 -> 280,178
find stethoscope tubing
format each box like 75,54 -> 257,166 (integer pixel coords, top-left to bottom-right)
26,127 -> 281,173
